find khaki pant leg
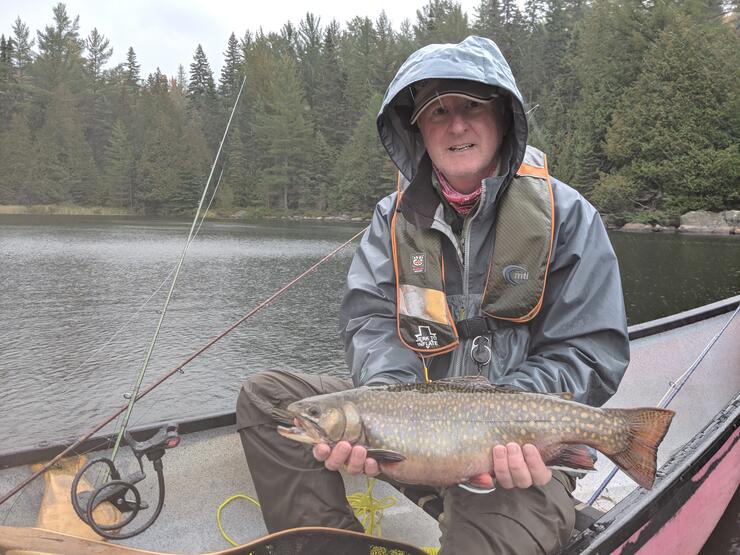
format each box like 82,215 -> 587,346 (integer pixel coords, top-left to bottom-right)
438,471 -> 576,555
236,369 -> 363,533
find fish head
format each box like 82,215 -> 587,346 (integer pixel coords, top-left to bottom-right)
277,396 -> 363,446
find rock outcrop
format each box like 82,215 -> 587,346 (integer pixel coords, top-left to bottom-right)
679,211 -> 737,234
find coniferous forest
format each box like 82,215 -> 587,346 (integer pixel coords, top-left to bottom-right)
0,1 -> 737,222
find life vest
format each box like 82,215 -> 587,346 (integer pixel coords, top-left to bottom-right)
391,146 -> 555,355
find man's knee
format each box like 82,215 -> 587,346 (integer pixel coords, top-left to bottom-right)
236,370 -> 301,429
440,478 -> 575,555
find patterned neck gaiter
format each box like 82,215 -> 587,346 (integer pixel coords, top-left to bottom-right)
433,166 -> 482,216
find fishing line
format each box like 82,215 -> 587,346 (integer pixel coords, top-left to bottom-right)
587,303 -> 739,506
107,76 -> 247,466
0,225 -> 368,507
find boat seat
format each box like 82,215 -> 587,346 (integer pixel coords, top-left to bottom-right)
396,485 -> 605,534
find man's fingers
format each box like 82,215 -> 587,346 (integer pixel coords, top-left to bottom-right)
523,444 -> 552,486
468,473 -> 494,489
364,456 -> 380,477
323,441 -> 352,471
312,443 -> 331,461
346,445 -> 367,474
492,444 -> 514,489
505,443 -> 533,488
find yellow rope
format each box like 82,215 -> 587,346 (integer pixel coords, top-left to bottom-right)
347,477 -> 398,537
216,493 -> 261,547
217,483 -> 440,554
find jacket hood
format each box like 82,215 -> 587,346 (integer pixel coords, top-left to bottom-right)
377,36 -> 528,183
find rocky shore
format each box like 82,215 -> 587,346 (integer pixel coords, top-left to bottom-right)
618,210 -> 740,235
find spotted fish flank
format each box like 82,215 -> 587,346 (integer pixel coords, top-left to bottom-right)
277,377 -> 674,490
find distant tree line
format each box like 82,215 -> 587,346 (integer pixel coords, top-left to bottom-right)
0,1 -> 737,221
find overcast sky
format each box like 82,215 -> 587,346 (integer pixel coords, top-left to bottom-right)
2,0 -> 481,80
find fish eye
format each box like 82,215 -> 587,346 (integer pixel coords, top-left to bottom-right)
307,406 -> 321,417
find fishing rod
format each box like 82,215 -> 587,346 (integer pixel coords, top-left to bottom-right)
0,225 -> 368,507
586,303 -> 740,505
59,79 -> 248,535
107,76 -> 248,467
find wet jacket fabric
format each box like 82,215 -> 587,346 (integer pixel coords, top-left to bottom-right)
339,36 -> 629,407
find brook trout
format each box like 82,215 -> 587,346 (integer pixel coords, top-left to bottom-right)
277,377 -> 674,489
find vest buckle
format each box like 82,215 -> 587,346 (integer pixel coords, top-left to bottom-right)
455,316 -> 494,339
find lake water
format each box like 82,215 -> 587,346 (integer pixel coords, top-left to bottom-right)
0,214 -> 738,451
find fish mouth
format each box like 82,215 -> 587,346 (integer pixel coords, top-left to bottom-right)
276,414 -> 327,445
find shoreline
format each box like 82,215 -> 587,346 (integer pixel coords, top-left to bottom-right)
1,205 -> 738,236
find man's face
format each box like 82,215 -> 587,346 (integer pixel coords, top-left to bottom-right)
416,95 -> 505,194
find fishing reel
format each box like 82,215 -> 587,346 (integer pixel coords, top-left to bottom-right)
71,423 -> 180,539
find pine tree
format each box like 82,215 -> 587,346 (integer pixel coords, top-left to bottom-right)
516,0 -> 547,105
342,17 -> 377,130
332,93 -> 396,212
33,3 -> 85,92
599,12 -> 740,216
220,126 -> 248,209
372,12 -> 402,92
413,0 -> 471,45
137,111 -> 181,213
252,54 -> 313,209
565,0 -> 654,191
11,17 -> 35,80
189,44 -> 216,99
84,28 -> 112,92
305,129 -> 334,210
173,115 -> 212,213
175,64 -> 187,94
474,0 -> 505,39
187,44 -> 219,149
0,113 -> 34,203
33,84 -> 99,204
0,36 -> 11,85
82,28 -> 115,166
473,0 -> 524,78
219,32 -> 242,99
101,119 -> 135,208
125,46 -> 141,91
313,20 -> 350,149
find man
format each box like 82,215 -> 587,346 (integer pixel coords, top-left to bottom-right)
237,36 -> 629,554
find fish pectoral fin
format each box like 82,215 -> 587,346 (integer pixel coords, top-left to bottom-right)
544,444 -> 596,471
366,449 -> 406,463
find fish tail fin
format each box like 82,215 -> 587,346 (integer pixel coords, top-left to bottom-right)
604,407 -> 675,489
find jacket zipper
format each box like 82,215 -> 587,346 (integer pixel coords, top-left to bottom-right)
454,184 -> 486,375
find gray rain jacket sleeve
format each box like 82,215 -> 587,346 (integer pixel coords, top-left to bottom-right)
341,195 -> 425,387
340,36 -> 629,406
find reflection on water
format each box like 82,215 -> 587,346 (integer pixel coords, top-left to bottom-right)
0,215 -> 738,450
